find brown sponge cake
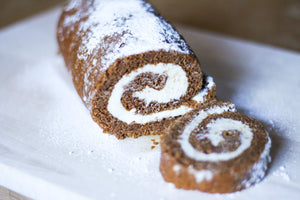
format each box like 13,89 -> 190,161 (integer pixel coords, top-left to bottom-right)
57,0 -> 216,138
160,101 -> 271,193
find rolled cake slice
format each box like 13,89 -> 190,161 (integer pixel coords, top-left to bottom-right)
57,0 -> 216,138
160,101 -> 271,193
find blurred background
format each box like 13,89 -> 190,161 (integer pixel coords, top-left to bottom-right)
1,0 -> 300,52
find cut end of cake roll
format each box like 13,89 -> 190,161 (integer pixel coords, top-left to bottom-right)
160,101 -> 271,193
57,0 -> 217,138
90,51 -> 216,139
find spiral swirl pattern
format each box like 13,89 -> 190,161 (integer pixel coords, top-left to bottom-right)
160,102 -> 271,193
108,63 -> 215,124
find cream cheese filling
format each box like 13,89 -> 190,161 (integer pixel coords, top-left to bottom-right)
107,63 -> 215,124
191,76 -> 215,102
178,104 -> 254,161
107,63 -> 192,124
133,63 -> 188,105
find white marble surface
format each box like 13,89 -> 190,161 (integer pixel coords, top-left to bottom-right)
0,8 -> 300,200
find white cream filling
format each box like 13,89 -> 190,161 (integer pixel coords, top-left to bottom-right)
133,63 -> 188,105
107,63 -> 213,124
178,104 -> 254,162
209,118 -> 252,146
191,76 -> 215,103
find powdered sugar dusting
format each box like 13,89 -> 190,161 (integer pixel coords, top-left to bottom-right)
74,0 -> 190,65
61,0 -> 191,105
187,166 -> 213,183
273,165 -> 291,182
241,136 -> 271,188
172,165 -> 181,174
192,76 -> 215,103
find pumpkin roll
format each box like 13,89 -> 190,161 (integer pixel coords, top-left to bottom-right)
57,0 -> 216,138
160,101 -> 271,193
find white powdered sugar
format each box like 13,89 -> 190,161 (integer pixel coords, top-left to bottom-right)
187,166 -> 213,183
241,136 -> 271,188
61,0 -> 191,108
172,165 -> 181,174
74,0 -> 190,66
82,65 -> 96,109
192,76 -> 215,102
273,166 -> 291,182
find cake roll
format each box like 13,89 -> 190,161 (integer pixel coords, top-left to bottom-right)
57,0 -> 216,138
160,101 -> 271,193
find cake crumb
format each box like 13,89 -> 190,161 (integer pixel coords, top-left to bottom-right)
151,139 -> 160,146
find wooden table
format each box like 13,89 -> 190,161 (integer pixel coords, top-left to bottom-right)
0,186 -> 31,200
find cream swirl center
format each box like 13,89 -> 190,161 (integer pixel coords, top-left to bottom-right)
107,63 -> 192,124
178,105 -> 254,161
133,63 -> 188,105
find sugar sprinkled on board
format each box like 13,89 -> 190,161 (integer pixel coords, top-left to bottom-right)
241,136 -> 271,188
273,165 -> 291,182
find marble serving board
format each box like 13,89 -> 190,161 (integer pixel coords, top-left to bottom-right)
0,8 -> 300,200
